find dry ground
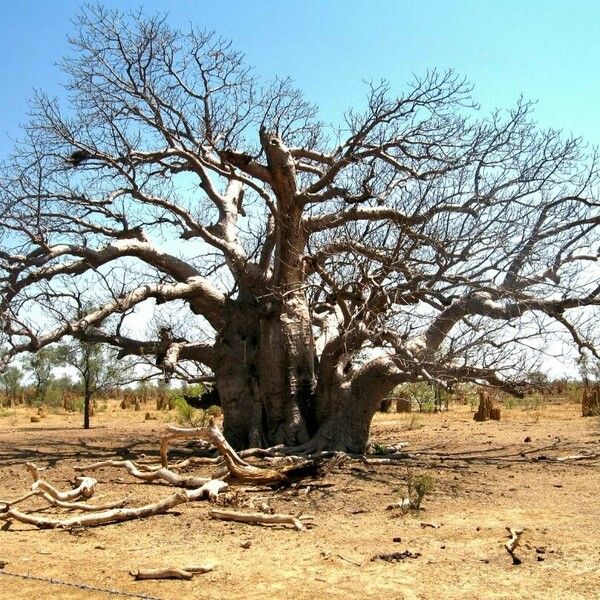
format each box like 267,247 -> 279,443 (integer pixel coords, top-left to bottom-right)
0,400 -> 599,600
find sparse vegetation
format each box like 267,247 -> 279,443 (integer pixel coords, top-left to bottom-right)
371,442 -> 391,455
392,383 -> 451,413
405,414 -> 424,431
172,395 -> 221,427
406,471 -> 435,511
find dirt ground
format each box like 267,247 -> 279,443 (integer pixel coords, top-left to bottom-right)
0,400 -> 599,600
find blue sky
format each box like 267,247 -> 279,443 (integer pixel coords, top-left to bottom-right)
1,0 -> 599,154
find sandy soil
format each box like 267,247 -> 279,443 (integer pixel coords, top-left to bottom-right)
0,400 -> 599,600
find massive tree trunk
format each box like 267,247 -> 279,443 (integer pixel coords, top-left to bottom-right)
212,288 -> 399,452
213,289 -> 317,449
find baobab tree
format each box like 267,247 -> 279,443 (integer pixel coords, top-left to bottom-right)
1,6 -> 599,451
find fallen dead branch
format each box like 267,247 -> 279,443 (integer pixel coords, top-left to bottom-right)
163,422 -> 326,486
0,491 -> 37,508
0,464 -> 127,513
163,423 -> 288,485
26,463 -> 97,501
130,567 -> 192,581
553,452 -> 599,462
505,527 -> 524,565
74,459 -> 209,489
1,490 -> 126,512
209,508 -> 315,531
2,420 -> 331,531
129,564 -> 215,580
0,480 -> 228,529
41,494 -> 128,512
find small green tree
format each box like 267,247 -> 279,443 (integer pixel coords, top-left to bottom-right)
24,347 -> 61,405
578,353 -> 600,385
0,365 -> 23,406
58,341 -> 135,429
527,371 -> 550,390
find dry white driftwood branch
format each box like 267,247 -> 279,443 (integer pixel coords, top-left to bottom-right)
26,462 -> 97,501
39,494 -> 128,512
1,465 -> 127,512
0,480 -> 228,529
553,452 -> 599,462
130,567 -> 193,581
129,564 -> 215,580
505,527 -> 524,564
73,459 -> 209,488
209,509 -> 315,531
0,490 -> 38,508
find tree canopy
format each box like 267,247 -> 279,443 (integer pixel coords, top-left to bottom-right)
1,6 -> 598,450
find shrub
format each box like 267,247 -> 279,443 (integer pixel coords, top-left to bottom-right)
372,442 -> 391,455
405,414 -> 423,430
406,472 -> 435,510
173,396 -> 211,427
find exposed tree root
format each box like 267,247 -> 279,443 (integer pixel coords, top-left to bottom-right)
163,423 -> 297,485
209,509 -> 315,531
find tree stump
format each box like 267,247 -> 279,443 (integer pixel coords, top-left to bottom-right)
473,391 -> 501,422
396,398 -> 412,413
582,386 -> 600,417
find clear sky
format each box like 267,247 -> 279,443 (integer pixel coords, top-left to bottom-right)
1,0 -> 600,155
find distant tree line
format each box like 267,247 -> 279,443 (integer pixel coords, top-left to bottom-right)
0,339 -> 211,427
